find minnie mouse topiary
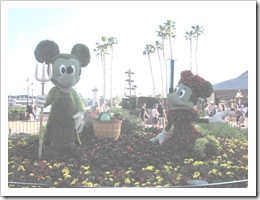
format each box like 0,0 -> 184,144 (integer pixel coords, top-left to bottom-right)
150,70 -> 234,158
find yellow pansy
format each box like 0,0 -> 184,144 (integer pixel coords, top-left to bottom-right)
124,178 -> 131,184
17,165 -> 25,171
114,182 -> 120,187
193,172 -> 200,178
145,166 -> 155,171
70,178 -> 78,185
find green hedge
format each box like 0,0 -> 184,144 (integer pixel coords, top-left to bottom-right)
8,106 -> 28,121
196,123 -> 248,139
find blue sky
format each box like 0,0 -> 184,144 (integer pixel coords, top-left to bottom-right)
2,1 -> 256,99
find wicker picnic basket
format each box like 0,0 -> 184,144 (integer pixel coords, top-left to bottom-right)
92,120 -> 122,140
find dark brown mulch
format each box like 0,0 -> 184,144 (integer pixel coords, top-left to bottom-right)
9,129 -> 193,172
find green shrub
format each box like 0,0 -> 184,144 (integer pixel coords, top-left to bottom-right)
194,138 -> 208,158
8,106 -> 27,120
204,135 -> 220,156
194,135 -> 220,159
196,123 -> 248,139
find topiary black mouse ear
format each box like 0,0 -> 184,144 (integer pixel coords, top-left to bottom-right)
71,44 -> 90,67
34,40 -> 60,64
198,81 -> 213,98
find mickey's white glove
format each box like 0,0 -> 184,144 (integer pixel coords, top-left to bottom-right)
35,95 -> 46,108
149,130 -> 169,145
208,108 -> 235,123
73,112 -> 84,134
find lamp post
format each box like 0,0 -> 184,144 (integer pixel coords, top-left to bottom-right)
133,85 -> 137,96
31,82 -> 34,104
26,78 -> 29,104
125,69 -> 135,97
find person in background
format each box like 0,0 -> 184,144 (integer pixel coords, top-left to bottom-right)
221,104 -> 225,112
139,103 -> 150,127
90,105 -> 99,118
237,104 -> 246,127
99,100 -> 107,113
214,104 -> 219,113
245,106 -> 248,118
216,104 -> 221,113
218,104 -> 226,119
30,103 -> 37,120
204,103 -> 210,117
235,105 -> 240,123
209,102 -> 216,116
216,104 -> 225,114
151,103 -> 160,129
157,100 -> 166,129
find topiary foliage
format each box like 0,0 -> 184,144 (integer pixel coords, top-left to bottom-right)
194,135 -> 220,159
179,70 -> 213,99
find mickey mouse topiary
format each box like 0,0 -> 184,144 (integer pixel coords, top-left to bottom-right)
34,40 -> 90,159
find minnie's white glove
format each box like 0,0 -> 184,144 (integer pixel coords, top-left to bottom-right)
208,108 -> 235,123
149,130 -> 169,145
73,112 -> 85,134
35,95 -> 46,108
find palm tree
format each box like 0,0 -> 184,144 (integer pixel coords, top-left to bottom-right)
155,40 -> 164,97
163,20 -> 176,60
94,36 -> 109,103
184,30 -> 194,72
107,36 -> 118,108
156,25 -> 169,94
143,44 -> 156,96
192,25 -> 205,75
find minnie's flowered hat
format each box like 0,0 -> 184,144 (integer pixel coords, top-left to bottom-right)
179,70 -> 213,99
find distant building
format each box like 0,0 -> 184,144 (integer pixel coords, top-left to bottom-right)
210,70 -> 248,107
8,95 -> 35,106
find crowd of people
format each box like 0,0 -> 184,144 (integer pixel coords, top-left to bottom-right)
203,102 -> 247,128
139,100 -> 167,130
139,100 -> 248,129
235,104 -> 247,127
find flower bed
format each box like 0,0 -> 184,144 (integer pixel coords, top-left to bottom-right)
8,128 -> 248,188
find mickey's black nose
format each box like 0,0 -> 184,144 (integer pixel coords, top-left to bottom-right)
66,66 -> 74,74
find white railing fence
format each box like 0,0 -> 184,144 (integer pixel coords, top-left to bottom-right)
8,118 -> 48,134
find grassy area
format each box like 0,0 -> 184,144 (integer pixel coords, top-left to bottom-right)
196,123 -> 248,139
